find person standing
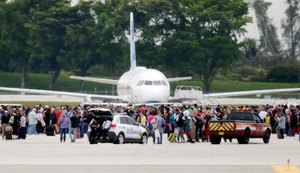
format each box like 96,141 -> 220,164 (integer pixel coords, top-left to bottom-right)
59,114 -> 69,142
69,109 -> 79,142
156,113 -> 165,144
27,108 -> 37,135
289,105 -> 298,137
1,111 -> 10,140
50,107 -> 57,132
147,111 -> 156,143
195,112 -> 204,142
138,111 -> 147,126
36,109 -> 45,134
11,109 -> 20,139
175,112 -> 185,143
18,112 -> 27,139
276,109 -> 286,139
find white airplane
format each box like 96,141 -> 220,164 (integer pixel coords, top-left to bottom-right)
1,12 -> 300,104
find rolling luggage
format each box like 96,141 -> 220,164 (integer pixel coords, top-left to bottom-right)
46,125 -> 55,136
168,133 -> 176,143
4,126 -> 13,140
5,131 -> 12,140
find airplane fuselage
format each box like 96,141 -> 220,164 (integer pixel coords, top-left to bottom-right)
117,67 -> 170,103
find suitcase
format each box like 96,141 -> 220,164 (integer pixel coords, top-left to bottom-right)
4,125 -> 13,140
5,131 -> 12,140
168,133 -> 176,143
46,125 -> 55,136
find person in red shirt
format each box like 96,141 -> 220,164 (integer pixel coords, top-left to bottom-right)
55,106 -> 62,133
289,105 -> 298,136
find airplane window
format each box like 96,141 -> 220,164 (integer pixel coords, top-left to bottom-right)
162,81 -> 167,86
154,81 -> 162,85
144,81 -> 153,85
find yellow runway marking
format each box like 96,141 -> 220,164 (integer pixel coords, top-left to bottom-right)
272,165 -> 300,173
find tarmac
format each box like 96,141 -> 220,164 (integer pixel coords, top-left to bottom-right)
0,133 -> 299,173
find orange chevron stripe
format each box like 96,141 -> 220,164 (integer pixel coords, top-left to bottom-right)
224,123 -> 233,131
209,123 -> 218,131
222,125 -> 229,131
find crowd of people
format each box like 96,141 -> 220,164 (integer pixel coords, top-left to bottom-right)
0,103 -> 299,143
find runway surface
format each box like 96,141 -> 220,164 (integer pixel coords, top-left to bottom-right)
0,133 -> 299,173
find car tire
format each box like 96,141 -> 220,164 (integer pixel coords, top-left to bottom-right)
140,134 -> 148,144
237,129 -> 250,144
210,136 -> 221,144
116,133 -> 125,144
263,129 -> 271,144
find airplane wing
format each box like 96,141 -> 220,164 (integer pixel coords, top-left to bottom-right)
70,76 -> 118,85
0,87 -> 121,100
204,88 -> 300,98
167,77 -> 192,82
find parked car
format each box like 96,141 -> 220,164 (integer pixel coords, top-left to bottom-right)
88,108 -> 148,144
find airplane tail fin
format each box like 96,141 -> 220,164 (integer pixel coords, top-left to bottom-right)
130,12 -> 137,70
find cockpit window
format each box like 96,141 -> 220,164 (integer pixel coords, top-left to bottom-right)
144,81 -> 153,85
154,81 -> 162,85
162,81 -> 167,86
136,80 -> 144,86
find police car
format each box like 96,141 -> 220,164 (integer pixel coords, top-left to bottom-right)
107,114 -> 148,144
88,108 -> 148,144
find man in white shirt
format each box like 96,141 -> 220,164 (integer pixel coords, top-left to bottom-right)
101,118 -> 112,141
27,108 -> 37,135
258,107 -> 268,122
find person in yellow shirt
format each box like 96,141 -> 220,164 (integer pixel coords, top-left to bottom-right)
139,112 -> 147,126
265,113 -> 271,124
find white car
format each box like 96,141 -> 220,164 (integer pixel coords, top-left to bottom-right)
108,114 -> 148,144
88,108 -> 148,144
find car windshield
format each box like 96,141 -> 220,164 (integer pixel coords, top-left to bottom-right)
227,112 -> 254,121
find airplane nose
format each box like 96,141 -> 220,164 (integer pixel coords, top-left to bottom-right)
134,87 -> 170,103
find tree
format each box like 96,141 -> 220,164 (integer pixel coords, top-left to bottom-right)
133,0 -> 251,92
0,0 -> 8,71
0,0 -> 39,88
282,0 -> 300,59
61,0 -> 102,91
240,38 -> 258,60
252,0 -> 281,57
93,0 -> 129,78
27,0 -> 73,90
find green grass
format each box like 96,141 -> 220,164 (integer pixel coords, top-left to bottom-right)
0,71 -> 113,93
